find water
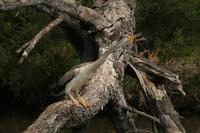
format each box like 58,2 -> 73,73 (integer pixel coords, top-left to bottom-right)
0,115 -> 199,133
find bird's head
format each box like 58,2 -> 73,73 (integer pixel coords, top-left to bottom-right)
127,33 -> 144,45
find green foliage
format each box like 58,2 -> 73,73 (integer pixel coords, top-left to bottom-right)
185,71 -> 200,92
76,0 -> 93,7
0,8 -> 80,96
123,74 -> 138,94
136,0 -> 200,92
0,0 -> 199,111
136,0 -> 200,58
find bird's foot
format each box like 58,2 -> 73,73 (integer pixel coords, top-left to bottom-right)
68,95 -> 81,107
72,98 -> 81,107
77,97 -> 88,108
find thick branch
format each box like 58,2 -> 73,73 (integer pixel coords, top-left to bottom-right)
23,55 -> 121,133
110,104 -> 137,133
128,58 -> 186,133
0,0 -> 111,30
16,15 -> 65,64
129,54 -> 185,95
0,0 -> 186,133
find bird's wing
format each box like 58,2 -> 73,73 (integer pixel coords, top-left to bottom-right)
55,62 -> 92,87
57,68 -> 79,86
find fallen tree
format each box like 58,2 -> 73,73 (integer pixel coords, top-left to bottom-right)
0,0 -> 186,133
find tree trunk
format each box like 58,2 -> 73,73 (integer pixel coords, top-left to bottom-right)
0,0 -> 186,133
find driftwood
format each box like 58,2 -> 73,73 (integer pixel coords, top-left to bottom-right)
0,0 -> 186,133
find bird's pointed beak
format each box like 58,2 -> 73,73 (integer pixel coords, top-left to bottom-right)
127,33 -> 143,45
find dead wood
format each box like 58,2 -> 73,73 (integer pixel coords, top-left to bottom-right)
128,56 -> 186,133
0,0 -> 111,30
16,15 -> 65,64
0,0 -> 186,133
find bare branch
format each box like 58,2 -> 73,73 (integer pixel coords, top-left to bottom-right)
0,0 -> 111,30
123,105 -> 160,123
1,0 -> 186,132
17,15 -> 65,64
0,0 -> 44,10
128,60 -> 186,133
36,5 -> 57,16
129,54 -> 186,95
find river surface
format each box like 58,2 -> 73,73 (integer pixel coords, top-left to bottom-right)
0,115 -> 199,133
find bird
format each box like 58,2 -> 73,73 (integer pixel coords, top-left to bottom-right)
52,33 -> 142,107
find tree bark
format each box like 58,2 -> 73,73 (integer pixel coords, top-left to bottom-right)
0,0 -> 186,133
129,55 -> 186,133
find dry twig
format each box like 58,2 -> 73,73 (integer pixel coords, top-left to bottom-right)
123,105 -> 160,123
16,15 -> 65,64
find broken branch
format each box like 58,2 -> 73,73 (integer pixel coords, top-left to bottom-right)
128,57 -> 186,133
0,0 -> 111,30
129,54 -> 186,95
17,15 -> 65,64
123,105 -> 160,123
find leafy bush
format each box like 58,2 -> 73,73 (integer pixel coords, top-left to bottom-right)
136,0 -> 200,92
0,8 -> 80,108
136,0 -> 200,40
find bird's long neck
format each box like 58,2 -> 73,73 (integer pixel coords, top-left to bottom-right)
91,37 -> 128,70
